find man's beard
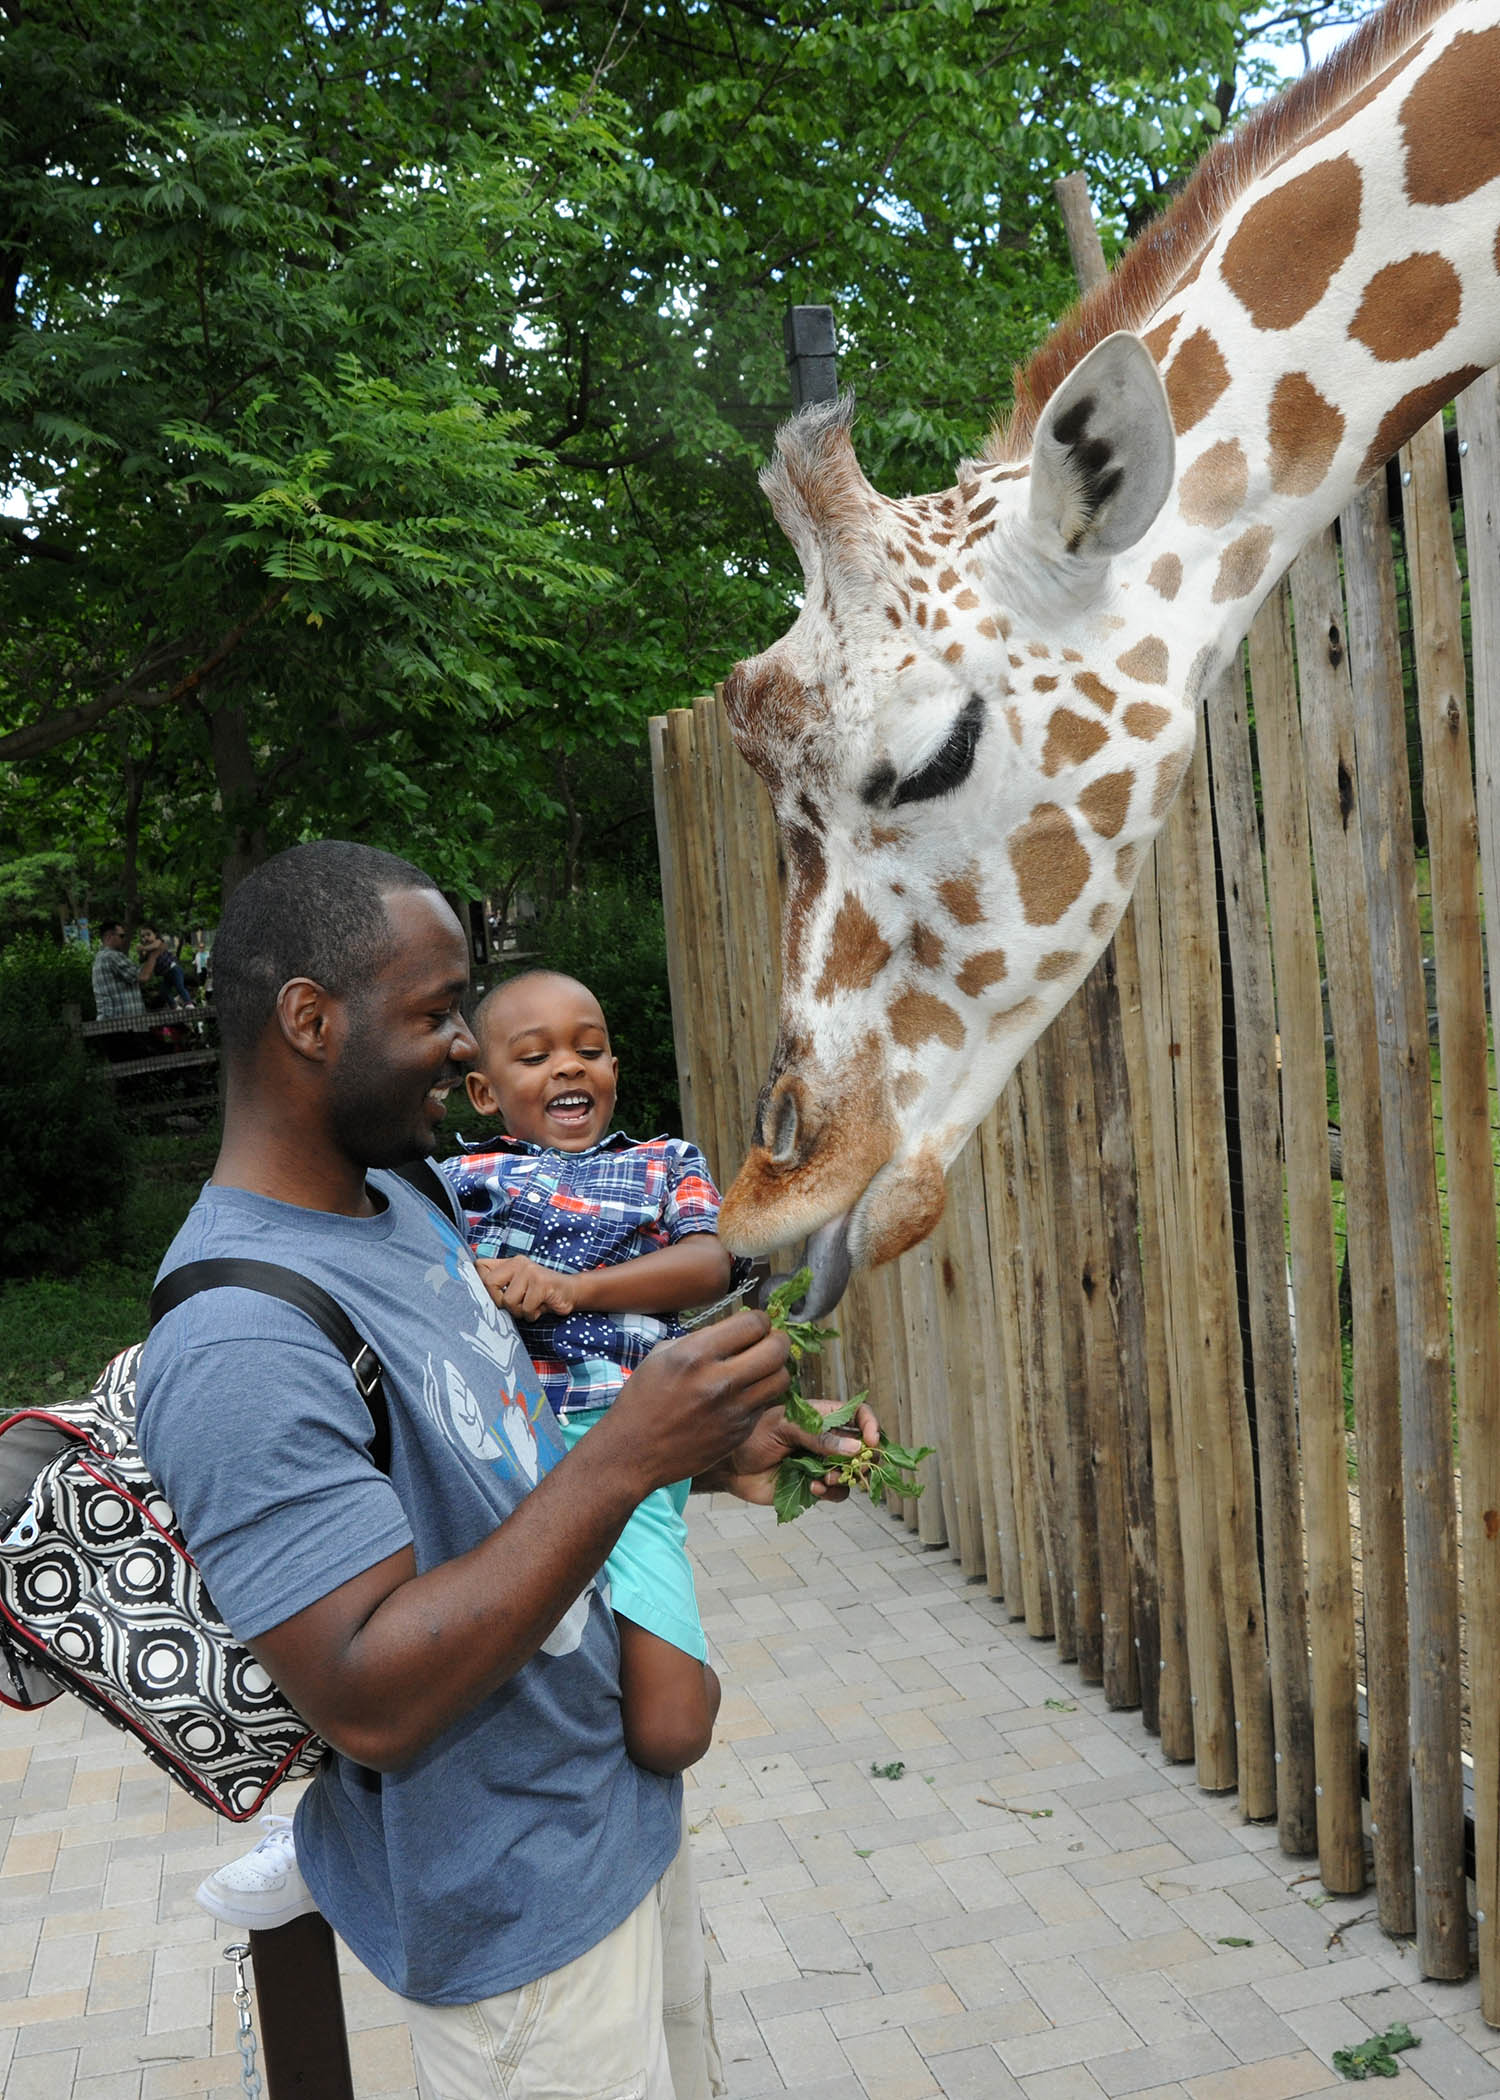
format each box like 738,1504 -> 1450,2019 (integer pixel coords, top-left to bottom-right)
326,999 -> 434,1169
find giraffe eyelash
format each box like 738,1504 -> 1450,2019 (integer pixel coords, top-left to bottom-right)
865,693 -> 985,810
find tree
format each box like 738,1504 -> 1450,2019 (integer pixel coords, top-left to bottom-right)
1,0 -> 1363,930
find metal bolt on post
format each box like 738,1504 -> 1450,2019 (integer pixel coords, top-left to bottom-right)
783,305 -> 839,409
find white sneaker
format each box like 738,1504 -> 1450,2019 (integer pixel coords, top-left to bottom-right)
195,1813 -> 318,1930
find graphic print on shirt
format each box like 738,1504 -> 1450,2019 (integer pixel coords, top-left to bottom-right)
413,1205 -> 592,1655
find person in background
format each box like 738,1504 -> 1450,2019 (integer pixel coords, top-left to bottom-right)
90,921 -> 163,1060
137,926 -> 192,1007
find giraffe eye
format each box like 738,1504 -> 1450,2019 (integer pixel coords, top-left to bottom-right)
889,693 -> 985,808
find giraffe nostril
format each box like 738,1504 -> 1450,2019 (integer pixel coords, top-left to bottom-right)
768,1088 -> 800,1165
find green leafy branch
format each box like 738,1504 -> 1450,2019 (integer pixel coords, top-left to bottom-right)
1332,2024 -> 1419,2080
765,1269 -> 932,1525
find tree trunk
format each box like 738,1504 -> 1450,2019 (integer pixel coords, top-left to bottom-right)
208,702 -> 269,899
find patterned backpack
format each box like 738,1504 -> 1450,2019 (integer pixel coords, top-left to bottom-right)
0,1261 -> 391,1821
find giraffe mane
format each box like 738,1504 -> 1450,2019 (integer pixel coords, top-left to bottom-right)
984,0 -> 1456,465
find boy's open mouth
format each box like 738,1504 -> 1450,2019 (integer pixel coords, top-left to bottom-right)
546,1092 -> 594,1126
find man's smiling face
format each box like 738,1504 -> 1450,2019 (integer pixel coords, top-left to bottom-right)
467,972 -> 619,1153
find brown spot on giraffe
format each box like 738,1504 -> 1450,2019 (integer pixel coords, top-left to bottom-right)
783,825 -> 827,977
1036,950 -> 1080,982
1220,155 -> 1362,330
937,567 -> 959,591
1350,252 -> 1463,362
1074,670 -> 1117,714
815,893 -> 892,1001
1148,553 -> 1183,600
1211,523 -> 1276,602
1268,373 -> 1345,495
1178,439 -> 1249,528
1041,708 -> 1109,777
1164,328 -> 1231,434
888,988 -> 966,1050
1062,647 -> 1083,662
932,607 -> 950,629
1079,770 -> 1134,838
987,996 -> 1043,1038
1358,368 -> 1486,480
962,522 -> 997,548
908,544 -> 936,568
968,495 -> 998,522
895,654 -> 916,672
1401,26 -> 1500,204
1089,901 -> 1115,939
910,922 -> 945,970
1033,673 -> 1059,693
1005,704 -> 1024,745
954,588 -> 979,610
1009,803 -> 1091,925
1152,750 -> 1191,816
893,1069 -> 923,1108
943,642 -> 965,665
1116,636 -> 1169,684
868,824 -> 909,848
955,948 -> 1008,997
1027,641 -> 1050,659
915,601 -> 928,628
1115,843 -> 1139,887
1124,701 -> 1172,741
976,616 -> 999,639
936,869 -> 984,925
884,605 -> 903,628
909,572 -> 930,592
1143,313 -> 1180,363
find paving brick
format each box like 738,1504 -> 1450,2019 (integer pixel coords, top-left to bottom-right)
839,2024 -> 942,2099
758,2006 -> 851,2087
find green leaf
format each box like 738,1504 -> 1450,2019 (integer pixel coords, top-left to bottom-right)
870,1760 -> 905,1781
772,1465 -> 816,1526
1332,2024 -> 1418,2079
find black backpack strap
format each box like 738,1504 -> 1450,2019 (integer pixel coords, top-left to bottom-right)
390,1155 -> 463,1228
147,1259 -> 391,1474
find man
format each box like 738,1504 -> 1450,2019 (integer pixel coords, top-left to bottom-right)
90,919 -> 164,1059
137,840 -> 872,2098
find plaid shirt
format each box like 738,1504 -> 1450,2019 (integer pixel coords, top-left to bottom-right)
438,1132 -> 722,1415
91,944 -> 146,1023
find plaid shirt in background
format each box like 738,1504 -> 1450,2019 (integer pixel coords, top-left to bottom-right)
91,944 -> 148,1023
438,1132 -> 722,1416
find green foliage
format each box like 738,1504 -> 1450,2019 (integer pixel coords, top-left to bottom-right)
1332,2024 -> 1419,2080
0,1131 -> 213,1408
765,1268 -> 933,1523
0,0 -> 1351,934
0,936 -> 134,1276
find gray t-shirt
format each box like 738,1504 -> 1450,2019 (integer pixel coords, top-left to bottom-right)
136,1174 -> 680,2005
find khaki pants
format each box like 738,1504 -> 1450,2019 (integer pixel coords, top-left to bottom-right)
403,1811 -> 723,2100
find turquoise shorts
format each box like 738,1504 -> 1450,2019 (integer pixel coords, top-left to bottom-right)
557,1409 -> 707,1663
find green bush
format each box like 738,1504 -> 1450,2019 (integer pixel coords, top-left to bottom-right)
0,935 -> 136,1276
493,881 -> 681,1140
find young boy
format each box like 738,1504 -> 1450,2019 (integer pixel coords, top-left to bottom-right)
442,968 -> 735,1775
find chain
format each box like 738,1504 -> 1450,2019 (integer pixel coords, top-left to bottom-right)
223,1942 -> 264,2100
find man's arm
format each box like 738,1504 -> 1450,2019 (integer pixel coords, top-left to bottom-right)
248,1310 -> 787,1771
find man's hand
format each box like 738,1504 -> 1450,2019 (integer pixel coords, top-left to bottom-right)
476,1255 -> 578,1320
599,1310 -> 791,1490
699,1394 -> 882,1506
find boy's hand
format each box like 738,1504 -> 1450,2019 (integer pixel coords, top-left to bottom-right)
476,1255 -> 578,1320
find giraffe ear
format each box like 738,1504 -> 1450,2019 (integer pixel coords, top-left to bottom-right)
1028,333 -> 1175,560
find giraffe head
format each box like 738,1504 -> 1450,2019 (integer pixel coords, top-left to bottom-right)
718,333 -> 1188,1311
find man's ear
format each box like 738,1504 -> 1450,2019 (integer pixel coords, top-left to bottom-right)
276,977 -> 336,1060
465,1067 -> 504,1118
1029,333 -> 1175,559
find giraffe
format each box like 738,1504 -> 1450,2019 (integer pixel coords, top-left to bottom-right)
713,0 -> 1500,1315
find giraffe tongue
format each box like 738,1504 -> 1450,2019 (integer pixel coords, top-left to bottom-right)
800,1215 -> 852,1321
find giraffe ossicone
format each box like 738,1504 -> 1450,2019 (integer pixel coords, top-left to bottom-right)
716,0 -> 1500,1314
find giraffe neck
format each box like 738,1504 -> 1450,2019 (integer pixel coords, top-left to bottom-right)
1119,0 -> 1500,686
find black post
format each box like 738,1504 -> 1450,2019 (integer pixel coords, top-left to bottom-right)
782,305 -> 838,408
248,1913 -> 356,2099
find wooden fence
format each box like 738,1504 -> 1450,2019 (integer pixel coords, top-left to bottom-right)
649,375 -> 1500,2016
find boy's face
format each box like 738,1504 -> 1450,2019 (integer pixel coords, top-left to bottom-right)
466,974 -> 619,1151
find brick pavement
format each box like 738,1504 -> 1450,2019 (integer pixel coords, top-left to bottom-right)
3,1490 -> 1498,2098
